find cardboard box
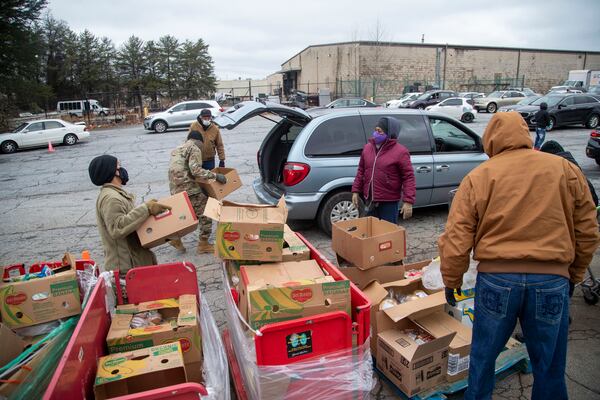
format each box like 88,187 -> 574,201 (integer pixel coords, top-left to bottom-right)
445,297 -> 475,329
0,323 -> 26,368
199,167 -> 242,200
94,342 -> 187,400
0,260 -> 81,328
0,336 -> 51,398
137,191 -> 199,248
239,260 -> 351,330
332,217 -> 406,269
419,311 -> 472,382
359,261 -> 438,356
203,197 -> 287,261
282,225 -> 310,262
375,291 -> 455,397
107,295 -> 202,366
339,264 -> 405,290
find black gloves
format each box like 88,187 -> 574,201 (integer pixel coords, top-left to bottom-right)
215,173 -> 227,184
569,281 -> 575,298
219,160 -> 225,168
445,287 -> 462,307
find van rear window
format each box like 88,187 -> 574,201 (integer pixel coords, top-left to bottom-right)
304,116 -> 366,157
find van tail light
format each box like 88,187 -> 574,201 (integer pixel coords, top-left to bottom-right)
591,130 -> 600,138
283,162 -> 310,186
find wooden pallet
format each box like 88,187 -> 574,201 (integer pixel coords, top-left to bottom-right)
375,338 -> 531,400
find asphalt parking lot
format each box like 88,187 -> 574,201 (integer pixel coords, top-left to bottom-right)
0,112 -> 599,399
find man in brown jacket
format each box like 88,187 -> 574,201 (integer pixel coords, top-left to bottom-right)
438,112 -> 599,400
188,109 -> 226,170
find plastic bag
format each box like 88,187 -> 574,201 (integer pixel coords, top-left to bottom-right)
422,256 -> 479,290
221,264 -> 373,400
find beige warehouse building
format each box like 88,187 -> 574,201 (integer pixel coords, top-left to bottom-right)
274,41 -> 600,102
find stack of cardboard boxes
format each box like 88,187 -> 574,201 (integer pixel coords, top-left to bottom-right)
332,217 -> 474,397
203,196 -> 352,351
0,253 -> 84,397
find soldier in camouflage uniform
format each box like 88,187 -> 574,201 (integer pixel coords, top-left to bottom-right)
168,131 -> 227,254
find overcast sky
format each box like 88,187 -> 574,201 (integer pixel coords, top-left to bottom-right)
46,0 -> 600,80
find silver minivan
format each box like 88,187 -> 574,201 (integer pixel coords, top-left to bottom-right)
214,102 -> 488,234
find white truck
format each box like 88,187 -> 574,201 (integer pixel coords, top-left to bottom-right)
552,70 -> 600,92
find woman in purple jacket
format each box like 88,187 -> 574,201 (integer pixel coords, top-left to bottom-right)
351,117 -> 416,224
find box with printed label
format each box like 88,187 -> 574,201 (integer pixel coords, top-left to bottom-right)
445,293 -> 475,329
106,295 -> 202,368
0,257 -> 81,328
418,311 -> 472,383
94,342 -> 187,400
203,197 -> 287,261
0,323 -> 26,368
137,191 -> 199,248
332,217 -> 406,269
199,167 -> 242,200
375,291 -> 455,397
239,260 -> 351,330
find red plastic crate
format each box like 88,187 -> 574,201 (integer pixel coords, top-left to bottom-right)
43,262 -> 208,400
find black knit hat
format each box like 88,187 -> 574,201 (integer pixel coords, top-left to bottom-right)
200,109 -> 212,117
376,118 -> 389,135
89,155 -> 118,186
187,130 -> 204,142
540,140 -> 564,154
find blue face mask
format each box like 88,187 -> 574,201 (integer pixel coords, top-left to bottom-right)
372,131 -> 387,144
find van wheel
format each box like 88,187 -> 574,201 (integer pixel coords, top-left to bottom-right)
153,120 -> 168,133
63,134 -> 78,146
587,114 -> 599,129
318,191 -> 364,236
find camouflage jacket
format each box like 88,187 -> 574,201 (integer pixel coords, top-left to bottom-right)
169,139 -> 216,196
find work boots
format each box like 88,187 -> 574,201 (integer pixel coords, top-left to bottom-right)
197,240 -> 214,254
168,238 -> 186,252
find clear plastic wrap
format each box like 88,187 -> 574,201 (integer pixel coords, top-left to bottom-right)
199,287 -> 230,400
222,264 -> 374,400
422,256 -> 479,290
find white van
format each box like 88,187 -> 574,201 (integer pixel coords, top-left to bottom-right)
57,99 -> 110,117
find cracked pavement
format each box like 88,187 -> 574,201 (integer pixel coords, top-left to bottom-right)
0,113 -> 599,399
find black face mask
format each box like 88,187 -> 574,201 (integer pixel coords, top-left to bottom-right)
118,167 -> 129,185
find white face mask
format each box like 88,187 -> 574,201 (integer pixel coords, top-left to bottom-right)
201,119 -> 211,127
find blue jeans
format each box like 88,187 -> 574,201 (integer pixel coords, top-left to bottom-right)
202,160 -> 215,170
366,201 -> 400,224
465,273 -> 569,400
534,127 -> 546,149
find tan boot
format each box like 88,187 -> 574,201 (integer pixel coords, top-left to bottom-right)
197,239 -> 214,254
168,238 -> 186,252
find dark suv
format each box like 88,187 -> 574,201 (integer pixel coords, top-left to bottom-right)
408,90 -> 459,109
214,102 -> 488,234
518,94 -> 600,131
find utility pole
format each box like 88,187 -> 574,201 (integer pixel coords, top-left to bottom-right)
421,34 -> 425,44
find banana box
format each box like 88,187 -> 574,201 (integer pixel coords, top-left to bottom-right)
106,295 -> 202,372
239,260 -> 351,330
94,342 -> 187,400
203,197 -> 288,262
0,257 -> 81,328
282,224 -> 310,262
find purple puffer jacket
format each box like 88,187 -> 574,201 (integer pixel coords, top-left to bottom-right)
352,128 -> 416,203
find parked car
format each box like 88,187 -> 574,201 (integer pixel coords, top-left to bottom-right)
143,100 -> 224,133
586,85 -> 600,96
507,87 -> 540,97
473,90 -> 527,113
407,90 -> 459,109
310,98 -> 378,111
585,130 -> 600,165
0,119 -> 89,154
459,92 -> 485,102
548,86 -> 584,94
518,93 -> 600,131
214,101 -> 488,235
498,95 -> 542,112
426,97 -> 477,123
385,93 -> 421,108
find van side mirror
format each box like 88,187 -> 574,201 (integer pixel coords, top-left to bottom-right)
168,110 -> 173,113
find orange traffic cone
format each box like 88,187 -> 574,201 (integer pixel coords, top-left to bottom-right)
48,141 -> 55,152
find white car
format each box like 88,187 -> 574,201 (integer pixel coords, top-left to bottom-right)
426,97 -> 477,123
1,119 -> 90,154
143,100 -> 224,133
385,92 -> 421,108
